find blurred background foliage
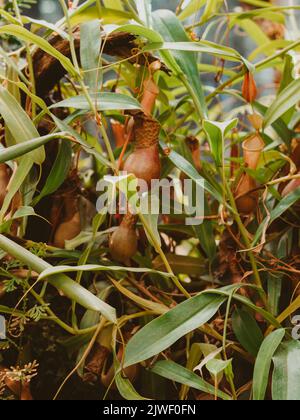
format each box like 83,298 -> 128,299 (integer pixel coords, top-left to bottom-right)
28,0 -> 177,21
0,0 -> 300,399
22,0 -> 300,95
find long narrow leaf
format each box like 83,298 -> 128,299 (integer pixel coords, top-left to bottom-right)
152,9 -> 207,119
51,92 -> 141,110
0,133 -> 68,164
252,187 -> 300,245
0,24 -> 77,77
0,235 -> 117,323
151,360 -> 231,400
264,78 -> 300,128
124,293 -> 226,367
160,140 -> 223,203
272,340 -> 300,401
253,329 -> 285,400
38,265 -> 172,281
0,86 -> 45,164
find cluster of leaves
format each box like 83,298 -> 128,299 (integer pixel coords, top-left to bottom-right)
0,0 -> 300,401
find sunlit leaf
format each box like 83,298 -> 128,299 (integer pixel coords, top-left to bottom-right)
272,340 -> 300,401
264,79 -> 300,128
51,92 -> 142,110
253,329 -> 285,400
124,292 -> 226,367
151,360 -> 231,400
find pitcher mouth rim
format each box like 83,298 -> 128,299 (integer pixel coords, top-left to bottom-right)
242,134 -> 265,153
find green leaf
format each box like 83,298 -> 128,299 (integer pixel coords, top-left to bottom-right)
0,234 -> 117,323
178,0 -> 206,21
205,286 -> 281,327
253,329 -> 285,400
140,211 -> 161,248
179,343 -> 205,399
146,40 -> 245,63
203,119 -> 238,166
264,79 -> 300,128
193,196 -> 217,260
51,92 -> 141,110
136,192 -> 161,249
151,360 -> 231,400
272,340 -> 300,401
0,133 -> 67,165
248,40 -> 290,62
206,358 -> 232,377
237,19 -> 269,47
241,0 -> 276,7
114,357 -> 149,400
111,279 -> 168,315
113,24 -> 162,43
0,86 -> 45,165
0,45 -> 29,87
70,6 -> 132,26
0,8 -> 19,24
10,206 -> 37,220
252,187 -> 300,245
124,292 -> 226,368
153,254 -> 206,277
193,343 -> 223,375
103,0 -> 123,10
38,264 -> 171,281
0,206 -> 41,233
254,101 -> 293,146
80,20 -> 102,91
152,9 -> 207,119
52,115 -> 114,169
0,156 -> 33,220
201,0 -> 224,24
232,308 -> 264,357
47,273 -> 117,323
33,139 -> 72,204
231,6 -> 286,23
135,0 -> 152,27
159,140 -> 223,204
0,24 -> 77,77
279,53 -> 295,94
267,273 -> 282,317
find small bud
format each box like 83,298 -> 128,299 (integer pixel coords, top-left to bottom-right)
242,71 -> 258,103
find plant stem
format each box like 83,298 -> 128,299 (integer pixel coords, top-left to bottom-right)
59,0 -> 80,71
25,48 -> 37,118
29,288 -> 76,335
0,132 -> 71,164
124,0 -> 144,24
225,184 -> 268,307
0,234 -> 116,325
95,0 -> 102,17
12,0 -> 22,22
138,213 -> 191,299
176,0 -> 185,15
267,173 -> 300,186
53,317 -> 106,400
228,374 -> 237,401
71,215 -> 105,330
59,0 -> 117,170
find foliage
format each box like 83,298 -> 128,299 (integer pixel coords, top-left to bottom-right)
0,0 -> 300,401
